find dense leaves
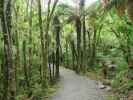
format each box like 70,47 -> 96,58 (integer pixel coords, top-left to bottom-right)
0,0 -> 133,100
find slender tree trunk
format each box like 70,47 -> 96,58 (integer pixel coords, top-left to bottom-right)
71,45 -> 75,70
53,16 -> 60,78
70,40 -> 77,70
56,41 -> 60,78
1,0 -> 16,99
23,40 -> 30,89
87,30 -> 91,60
48,62 -> 52,82
65,40 -> 69,68
44,0 -> 59,79
0,53 -> 4,100
52,52 -> 55,78
90,29 -> 97,66
79,0 -> 86,71
14,5 -> 20,94
82,14 -> 86,71
39,52 -> 42,83
28,0 -> 33,85
37,0 -> 48,89
76,17 -> 82,73
15,17 -> 20,94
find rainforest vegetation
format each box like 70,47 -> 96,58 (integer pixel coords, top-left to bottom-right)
0,0 -> 133,100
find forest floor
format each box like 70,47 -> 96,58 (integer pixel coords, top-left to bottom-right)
49,67 -> 107,100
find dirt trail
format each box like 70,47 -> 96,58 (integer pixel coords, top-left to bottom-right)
51,67 -> 106,100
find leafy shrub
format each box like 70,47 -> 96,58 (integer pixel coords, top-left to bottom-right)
111,69 -> 133,97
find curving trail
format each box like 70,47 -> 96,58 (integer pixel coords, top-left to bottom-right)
51,67 -> 106,100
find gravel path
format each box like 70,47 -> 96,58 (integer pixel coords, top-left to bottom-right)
51,67 -> 106,100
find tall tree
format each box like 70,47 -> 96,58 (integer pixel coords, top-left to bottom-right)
13,3 -> 20,93
75,16 -> 82,73
65,40 -> 69,68
1,0 -> 16,99
53,15 -> 61,78
28,0 -> 33,85
44,0 -> 59,80
37,0 -> 48,89
90,28 -> 97,66
80,0 -> 87,71
23,40 -> 30,88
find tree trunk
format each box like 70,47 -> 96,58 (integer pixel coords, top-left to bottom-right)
37,0 -> 48,89
127,0 -> 133,23
53,16 -> 60,78
82,14 -> 87,72
14,5 -> 20,93
65,40 -> 69,68
90,29 -> 97,66
23,40 -> 30,88
1,0 -> 16,99
52,52 -> 55,79
28,0 -> 33,86
48,62 -> 52,82
76,17 -> 82,73
87,30 -> 91,63
80,0 -> 86,72
70,40 -> 77,70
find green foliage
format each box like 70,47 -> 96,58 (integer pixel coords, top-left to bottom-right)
111,70 -> 127,88
111,68 -> 133,96
0,0 -> 133,99
116,59 -> 128,72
